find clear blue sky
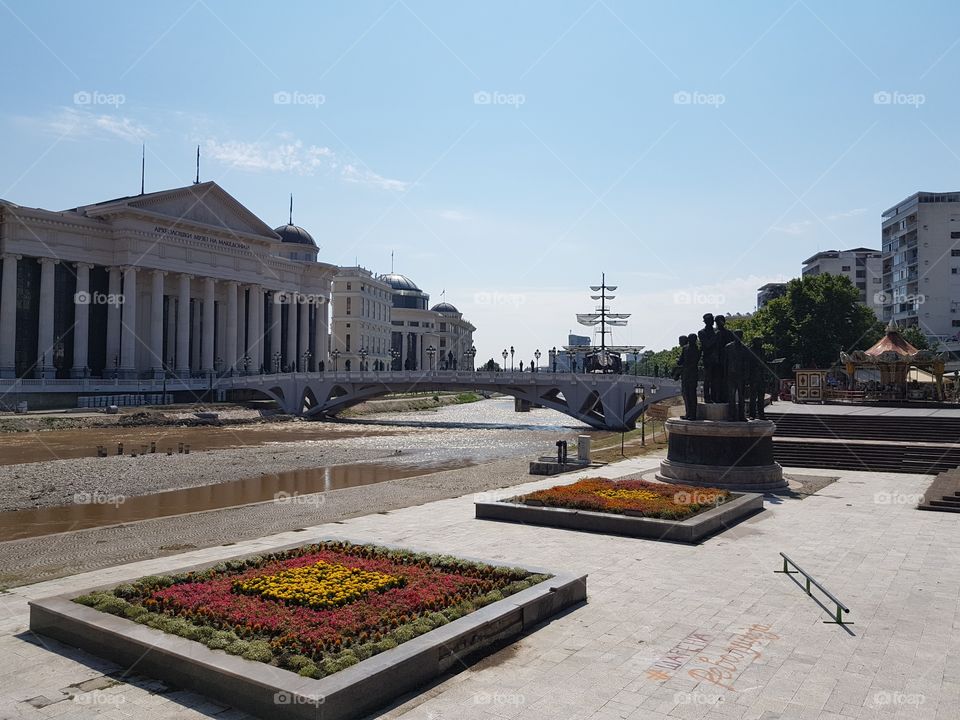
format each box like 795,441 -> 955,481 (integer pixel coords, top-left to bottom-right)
2,0 -> 959,362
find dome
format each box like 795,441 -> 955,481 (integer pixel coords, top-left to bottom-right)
273,224 -> 316,247
431,302 -> 459,314
381,273 -> 421,292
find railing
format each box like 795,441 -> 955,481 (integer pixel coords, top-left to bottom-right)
775,552 -> 852,626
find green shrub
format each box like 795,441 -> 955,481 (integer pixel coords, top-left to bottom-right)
206,630 -> 239,650
242,640 -> 273,663
298,663 -> 320,678
225,639 -> 250,656
284,655 -> 313,671
93,596 -> 131,617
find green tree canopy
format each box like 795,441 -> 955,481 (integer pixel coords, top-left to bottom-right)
741,274 -> 883,370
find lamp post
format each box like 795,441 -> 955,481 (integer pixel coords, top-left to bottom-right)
426,345 -> 436,371
567,349 -> 575,374
359,348 -> 368,371
301,350 -> 312,372
242,354 -> 251,375
272,351 -> 282,374
331,349 -> 340,371
502,349 -> 508,372
510,346 -> 515,371
390,347 -> 400,371
550,346 -> 557,373
534,349 -> 541,372
463,345 -> 476,371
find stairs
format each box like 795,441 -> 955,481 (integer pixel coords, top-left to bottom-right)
768,412 -> 960,474
918,469 -> 960,512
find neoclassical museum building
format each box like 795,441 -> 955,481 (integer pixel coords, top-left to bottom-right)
0,182 -> 335,383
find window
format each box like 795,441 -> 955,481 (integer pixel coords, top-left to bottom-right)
954,320 -> 960,327
952,231 -> 960,239
346,282 -> 352,291
345,334 -> 351,352
841,265 -> 851,272
856,270 -> 865,278
952,249 -> 960,256
346,297 -> 351,315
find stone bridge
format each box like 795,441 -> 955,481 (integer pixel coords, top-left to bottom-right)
225,370 -> 680,431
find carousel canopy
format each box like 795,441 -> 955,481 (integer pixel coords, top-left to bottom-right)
864,320 -> 919,358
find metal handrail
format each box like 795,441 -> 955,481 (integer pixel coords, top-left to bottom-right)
775,552 -> 852,626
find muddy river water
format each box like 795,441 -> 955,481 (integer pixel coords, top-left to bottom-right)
0,398 -> 591,540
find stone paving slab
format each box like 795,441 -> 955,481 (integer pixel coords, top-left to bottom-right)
2,456 -> 959,720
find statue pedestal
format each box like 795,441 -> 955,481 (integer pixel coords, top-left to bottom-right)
656,418 -> 787,493
697,403 -> 729,421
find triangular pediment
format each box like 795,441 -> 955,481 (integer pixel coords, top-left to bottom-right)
77,182 -> 281,240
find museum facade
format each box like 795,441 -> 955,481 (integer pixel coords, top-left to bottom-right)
0,182 -> 336,382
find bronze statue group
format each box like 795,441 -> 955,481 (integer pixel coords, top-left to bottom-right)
675,313 -> 769,422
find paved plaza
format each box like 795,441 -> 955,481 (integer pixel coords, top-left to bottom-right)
1,456 -> 957,720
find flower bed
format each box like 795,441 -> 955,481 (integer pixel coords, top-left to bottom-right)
520,478 -> 730,520
73,541 -> 547,680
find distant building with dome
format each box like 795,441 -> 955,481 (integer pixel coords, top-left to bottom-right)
331,270 -> 475,371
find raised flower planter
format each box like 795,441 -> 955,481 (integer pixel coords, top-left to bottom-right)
476,478 -> 762,543
30,538 -> 585,720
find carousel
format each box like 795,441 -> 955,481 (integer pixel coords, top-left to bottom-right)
839,320 -> 948,401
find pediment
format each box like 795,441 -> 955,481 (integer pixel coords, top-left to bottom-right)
78,182 -> 280,240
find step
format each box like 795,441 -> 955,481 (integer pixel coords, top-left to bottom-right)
918,503 -> 960,513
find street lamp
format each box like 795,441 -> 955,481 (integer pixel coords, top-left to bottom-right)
390,347 -> 400,371
534,349 -> 541,372
463,345 -> 476,371
331,349 -> 340,371
301,350 -> 312,372
359,348 -> 368,371
272,351 -> 282,374
566,349 -> 575,373
426,345 -> 436,371
242,354 -> 251,375
502,349 -> 508,371
510,346 -> 515,371
550,346 -> 557,373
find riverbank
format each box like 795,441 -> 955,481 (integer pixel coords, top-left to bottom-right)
0,454 -> 621,589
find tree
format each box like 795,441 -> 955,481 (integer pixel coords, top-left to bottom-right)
899,325 -> 935,351
739,274 -> 883,371
480,358 -> 501,371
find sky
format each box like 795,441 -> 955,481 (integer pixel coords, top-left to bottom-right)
2,0 -> 960,364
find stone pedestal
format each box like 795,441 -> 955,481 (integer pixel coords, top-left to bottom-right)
657,418 -> 787,492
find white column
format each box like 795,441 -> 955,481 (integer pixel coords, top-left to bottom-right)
191,296 -> 201,370
149,270 -> 165,376
0,254 -> 19,377
285,295 -> 297,371
176,273 -> 191,375
165,295 -> 176,371
71,262 -> 92,378
248,285 -> 263,372
268,291 -> 281,372
298,297 -> 309,370
37,257 -> 58,378
236,286 -> 247,363
314,299 -> 327,371
202,277 -> 215,373
119,266 -> 138,376
105,267 -> 122,375
225,281 -> 238,372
